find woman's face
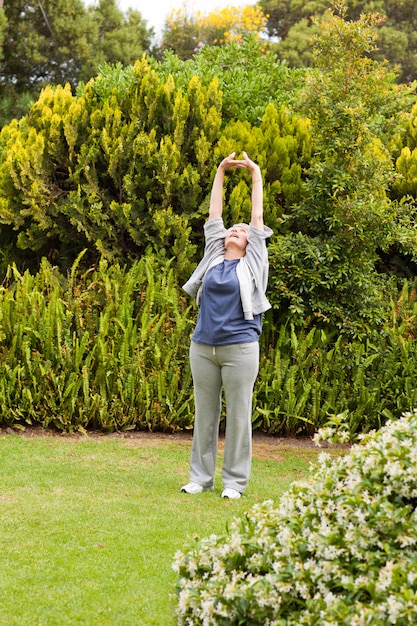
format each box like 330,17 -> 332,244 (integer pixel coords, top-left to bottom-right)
225,225 -> 249,252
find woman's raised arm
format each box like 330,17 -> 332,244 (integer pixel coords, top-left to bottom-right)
242,151 -> 263,230
208,153 -> 246,220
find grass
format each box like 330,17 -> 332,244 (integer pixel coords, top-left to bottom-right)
0,431 -> 339,625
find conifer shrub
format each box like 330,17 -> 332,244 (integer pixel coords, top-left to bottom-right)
174,410 -> 417,625
0,40 -> 308,281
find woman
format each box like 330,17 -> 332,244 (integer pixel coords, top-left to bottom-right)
181,152 -> 272,499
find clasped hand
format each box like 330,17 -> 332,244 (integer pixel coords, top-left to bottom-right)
219,152 -> 260,175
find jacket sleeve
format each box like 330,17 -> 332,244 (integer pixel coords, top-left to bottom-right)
245,224 -> 273,292
182,218 -> 227,300
203,218 -> 227,255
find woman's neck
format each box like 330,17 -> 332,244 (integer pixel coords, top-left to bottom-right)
224,249 -> 245,260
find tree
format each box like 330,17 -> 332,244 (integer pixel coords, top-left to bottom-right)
267,0 -> 416,334
0,0 -> 153,126
81,1 -> 154,83
2,0 -> 94,92
0,3 -> 5,63
260,0 -> 417,83
161,4 -> 267,60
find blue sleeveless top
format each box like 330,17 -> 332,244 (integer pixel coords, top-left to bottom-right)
192,259 -> 261,346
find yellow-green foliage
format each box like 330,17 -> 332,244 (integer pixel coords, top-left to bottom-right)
216,106 -> 311,226
393,102 -> 417,198
0,49 -> 309,279
395,146 -> 417,197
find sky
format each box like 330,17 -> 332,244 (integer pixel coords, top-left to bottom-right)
115,0 -> 257,40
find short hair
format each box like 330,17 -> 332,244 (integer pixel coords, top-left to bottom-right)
229,223 -> 250,233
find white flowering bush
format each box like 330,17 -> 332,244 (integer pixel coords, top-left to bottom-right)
173,411 -> 417,625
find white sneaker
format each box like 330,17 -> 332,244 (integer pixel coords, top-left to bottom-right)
221,488 -> 241,499
181,482 -> 208,494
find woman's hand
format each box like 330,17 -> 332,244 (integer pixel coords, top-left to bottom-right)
218,152 -> 247,172
218,152 -> 260,174
242,151 -> 261,177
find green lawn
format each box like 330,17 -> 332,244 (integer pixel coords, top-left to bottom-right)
0,431 -> 328,625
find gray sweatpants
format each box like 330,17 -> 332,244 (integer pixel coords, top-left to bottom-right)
188,340 -> 260,493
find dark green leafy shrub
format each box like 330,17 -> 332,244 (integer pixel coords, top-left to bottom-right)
0,253 -> 194,432
2,255 -> 417,435
154,37 -> 305,124
255,311 -> 417,438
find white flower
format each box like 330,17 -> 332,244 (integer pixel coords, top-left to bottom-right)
386,595 -> 404,623
177,588 -> 191,614
173,410 -> 417,625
